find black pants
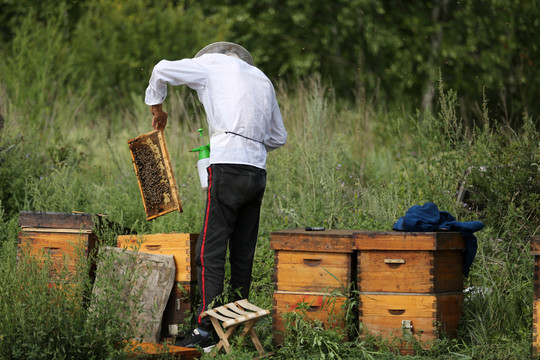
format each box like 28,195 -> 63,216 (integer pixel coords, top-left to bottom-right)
195,164 -> 267,332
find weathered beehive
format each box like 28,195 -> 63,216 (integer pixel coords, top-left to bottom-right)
270,228 -> 356,344
17,211 -> 118,282
128,130 -> 182,220
92,246 -> 176,343
531,235 -> 540,354
117,233 -> 199,339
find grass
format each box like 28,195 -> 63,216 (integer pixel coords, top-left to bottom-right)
0,72 -> 538,359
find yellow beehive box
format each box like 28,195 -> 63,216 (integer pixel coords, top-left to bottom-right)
354,231 -> 465,349
17,211 -> 110,281
117,233 -> 197,283
270,228 -> 356,344
530,235 -> 540,354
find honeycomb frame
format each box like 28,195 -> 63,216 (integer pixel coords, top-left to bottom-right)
128,130 -> 182,220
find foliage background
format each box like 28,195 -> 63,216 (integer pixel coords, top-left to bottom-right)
0,0 -> 539,359
1,0 -> 539,125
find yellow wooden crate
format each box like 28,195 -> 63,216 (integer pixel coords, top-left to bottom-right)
272,292 -> 348,345
270,228 -> 355,345
357,248 -> 463,294
358,293 -> 463,343
274,250 -> 352,293
18,230 -> 96,277
270,228 -> 355,294
117,233 -> 197,283
125,341 -> 198,359
17,211 -> 109,281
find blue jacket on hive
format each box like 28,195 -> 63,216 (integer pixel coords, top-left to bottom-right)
393,202 -> 484,276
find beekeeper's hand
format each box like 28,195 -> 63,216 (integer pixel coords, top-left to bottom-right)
151,104 -> 168,131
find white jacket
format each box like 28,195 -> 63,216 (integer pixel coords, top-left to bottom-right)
145,53 -> 287,169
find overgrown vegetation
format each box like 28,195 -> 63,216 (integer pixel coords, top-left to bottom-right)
0,241 -> 141,359
1,73 -> 538,358
0,1 -> 539,359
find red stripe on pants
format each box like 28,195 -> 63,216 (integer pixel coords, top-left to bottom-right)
198,166 -> 212,325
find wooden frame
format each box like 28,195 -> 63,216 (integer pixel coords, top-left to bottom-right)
128,130 -> 182,220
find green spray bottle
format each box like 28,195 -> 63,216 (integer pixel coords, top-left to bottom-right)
190,128 -> 210,189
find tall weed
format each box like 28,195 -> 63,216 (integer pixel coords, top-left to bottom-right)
265,77 -> 357,230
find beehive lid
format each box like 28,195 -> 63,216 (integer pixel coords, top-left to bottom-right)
19,211 -> 106,231
128,130 -> 182,220
270,228 -> 355,252
354,231 -> 465,251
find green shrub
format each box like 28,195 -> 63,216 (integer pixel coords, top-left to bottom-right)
264,77 -> 360,231
463,119 -> 539,240
0,3 -> 85,123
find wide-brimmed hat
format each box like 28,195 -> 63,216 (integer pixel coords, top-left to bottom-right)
195,42 -> 254,65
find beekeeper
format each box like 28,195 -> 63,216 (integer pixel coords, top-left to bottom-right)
145,42 -> 287,350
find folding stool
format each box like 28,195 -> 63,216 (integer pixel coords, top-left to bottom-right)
201,299 -> 270,356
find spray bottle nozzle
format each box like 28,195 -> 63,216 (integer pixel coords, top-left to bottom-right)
190,128 -> 210,160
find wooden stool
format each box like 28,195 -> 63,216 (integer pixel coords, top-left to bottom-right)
201,299 -> 270,356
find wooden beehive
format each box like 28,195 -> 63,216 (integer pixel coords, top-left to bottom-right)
117,233 -> 197,283
124,341 -> 199,359
128,130 -> 182,220
160,281 -> 199,339
17,211 -> 109,280
270,228 -> 356,344
117,233 -> 199,339
272,292 -> 348,343
531,235 -> 540,354
354,231 -> 465,347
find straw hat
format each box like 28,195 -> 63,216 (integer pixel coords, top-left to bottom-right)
195,42 -> 254,65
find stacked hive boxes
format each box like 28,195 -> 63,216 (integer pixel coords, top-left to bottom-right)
531,236 -> 540,354
270,228 -> 465,349
355,231 -> 465,348
117,233 -> 198,339
270,229 -> 356,344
